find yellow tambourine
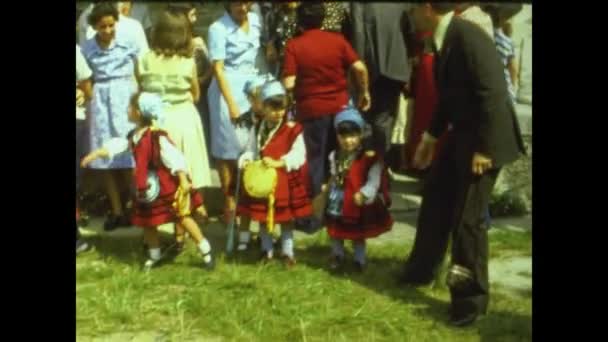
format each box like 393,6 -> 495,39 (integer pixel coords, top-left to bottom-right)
243,160 -> 278,233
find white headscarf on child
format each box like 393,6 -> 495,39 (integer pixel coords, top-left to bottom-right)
138,92 -> 166,125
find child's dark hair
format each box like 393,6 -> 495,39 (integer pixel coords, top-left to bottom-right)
152,10 -> 193,58
264,95 -> 289,111
336,121 -> 363,136
129,93 -> 153,126
88,3 -> 119,27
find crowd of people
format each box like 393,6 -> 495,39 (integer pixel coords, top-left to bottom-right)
76,2 -> 527,327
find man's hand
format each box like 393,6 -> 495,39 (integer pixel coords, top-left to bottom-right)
413,134 -> 436,170
471,152 -> 493,175
357,91 -> 371,112
353,192 -> 366,207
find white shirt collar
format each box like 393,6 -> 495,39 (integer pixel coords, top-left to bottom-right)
434,11 -> 455,52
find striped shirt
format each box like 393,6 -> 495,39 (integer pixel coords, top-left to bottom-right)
495,28 -> 516,103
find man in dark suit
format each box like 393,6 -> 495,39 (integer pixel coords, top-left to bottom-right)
347,2 -> 415,155
399,3 -> 526,327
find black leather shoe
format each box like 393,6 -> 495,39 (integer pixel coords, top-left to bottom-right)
449,310 -> 478,327
353,261 -> 366,273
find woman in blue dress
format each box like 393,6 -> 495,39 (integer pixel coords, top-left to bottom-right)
207,2 -> 262,222
82,3 -> 140,230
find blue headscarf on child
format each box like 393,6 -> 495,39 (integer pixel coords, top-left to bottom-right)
244,74 -> 274,97
334,108 -> 366,129
261,80 -> 286,101
138,92 -> 165,124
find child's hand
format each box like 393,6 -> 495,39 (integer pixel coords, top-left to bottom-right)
321,183 -> 328,193
262,157 -> 284,169
81,149 -> 108,168
353,192 -> 366,207
76,88 -> 85,107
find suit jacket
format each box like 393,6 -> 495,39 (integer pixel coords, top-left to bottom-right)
429,17 -> 525,167
348,3 -> 415,84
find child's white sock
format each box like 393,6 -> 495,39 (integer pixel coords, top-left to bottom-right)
353,240 -> 366,265
281,229 -> 294,258
238,231 -> 251,250
331,238 -> 345,258
149,247 -> 161,261
198,239 -> 212,263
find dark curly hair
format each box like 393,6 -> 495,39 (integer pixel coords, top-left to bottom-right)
88,2 -> 119,27
297,2 -> 325,30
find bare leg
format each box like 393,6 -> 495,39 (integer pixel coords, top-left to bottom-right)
103,171 -> 123,216
217,159 -> 237,222
143,227 -> 160,249
179,216 -> 205,244
143,227 -> 162,269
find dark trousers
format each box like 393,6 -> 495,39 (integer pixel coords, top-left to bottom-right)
301,115 -> 336,198
363,76 -> 404,155
404,132 -> 500,314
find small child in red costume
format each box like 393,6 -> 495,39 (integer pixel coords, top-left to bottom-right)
324,108 -> 393,272
81,92 -> 214,270
237,80 -> 313,267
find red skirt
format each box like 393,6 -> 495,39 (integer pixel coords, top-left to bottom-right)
131,190 -> 203,228
237,195 -> 313,224
325,201 -> 393,240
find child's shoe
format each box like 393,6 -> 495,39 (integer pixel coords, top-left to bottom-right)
76,240 -> 91,254
283,255 -> 296,269
202,252 -> 215,271
143,257 -> 161,271
353,260 -> 366,273
329,255 -> 344,272
260,250 -> 274,263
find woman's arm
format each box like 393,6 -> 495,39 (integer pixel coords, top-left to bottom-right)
190,61 -> 201,104
349,60 -> 371,111
77,79 -> 93,101
212,60 -> 240,121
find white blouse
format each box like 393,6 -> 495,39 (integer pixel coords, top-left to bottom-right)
104,128 -> 188,176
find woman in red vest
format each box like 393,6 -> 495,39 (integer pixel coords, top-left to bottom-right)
325,109 -> 393,272
237,81 -> 313,267
81,92 -> 215,271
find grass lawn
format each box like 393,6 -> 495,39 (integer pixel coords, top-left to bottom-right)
76,225 -> 531,341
